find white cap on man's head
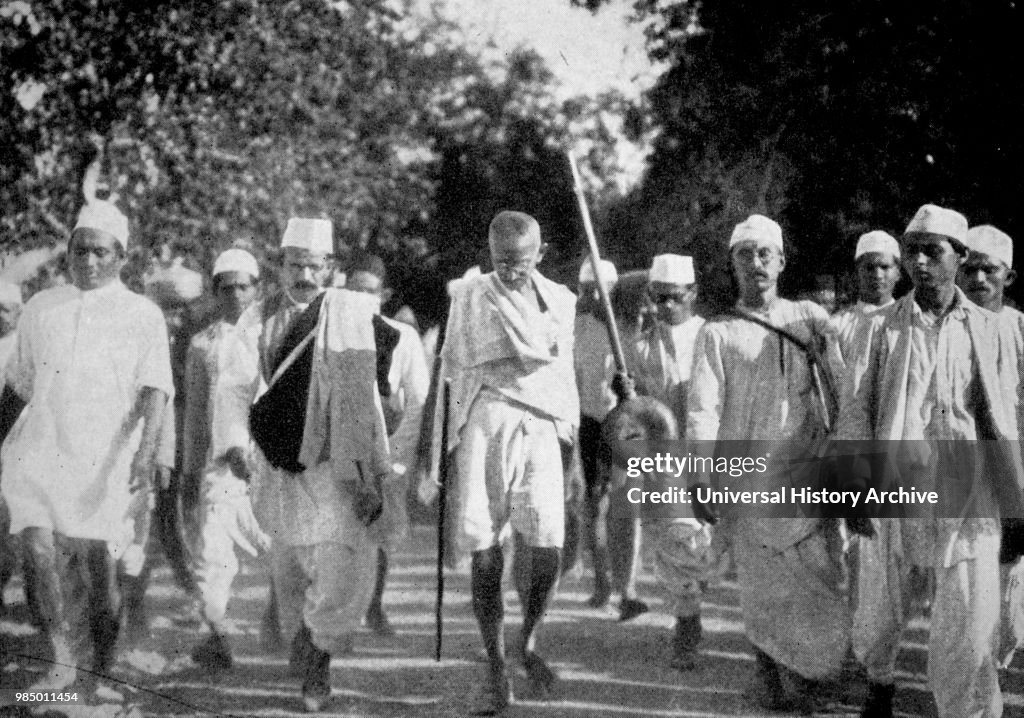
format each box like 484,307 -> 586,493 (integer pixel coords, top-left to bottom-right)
74,200 -> 129,249
0,280 -> 22,306
730,214 -> 783,253
649,254 -> 695,285
855,231 -> 900,261
966,225 -> 1013,268
904,204 -> 968,244
281,218 -> 333,255
213,248 -> 260,279
579,258 -> 618,286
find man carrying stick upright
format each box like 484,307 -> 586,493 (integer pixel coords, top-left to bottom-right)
432,210 -> 579,715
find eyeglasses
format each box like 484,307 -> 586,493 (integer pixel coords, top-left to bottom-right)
732,247 -> 781,263
494,259 -> 535,273
650,291 -> 689,305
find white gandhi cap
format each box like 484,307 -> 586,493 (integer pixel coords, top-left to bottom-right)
74,200 -> 130,249
855,231 -> 900,260
281,218 -> 333,255
966,225 -> 1013,268
213,248 -> 260,279
904,204 -> 968,245
579,258 -> 618,285
649,254 -> 695,285
730,214 -> 783,253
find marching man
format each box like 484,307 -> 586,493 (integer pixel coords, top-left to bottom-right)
249,218 -> 388,712
182,248 -> 269,669
433,211 -> 579,714
837,204 -> 1023,718
831,230 -> 901,364
0,200 -> 173,688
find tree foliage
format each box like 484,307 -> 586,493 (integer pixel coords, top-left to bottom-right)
575,0 -> 1024,306
1,0 -> 461,258
2,0 -> 637,324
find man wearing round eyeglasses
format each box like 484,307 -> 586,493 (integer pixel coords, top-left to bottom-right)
687,215 -> 847,711
629,254 -> 713,670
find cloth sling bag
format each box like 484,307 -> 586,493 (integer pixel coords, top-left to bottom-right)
250,294 -> 401,474
250,293 -> 325,473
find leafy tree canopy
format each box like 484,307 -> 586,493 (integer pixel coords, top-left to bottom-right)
574,0 -> 1024,307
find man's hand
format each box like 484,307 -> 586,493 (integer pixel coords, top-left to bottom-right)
354,481 -> 384,526
224,446 -> 251,482
689,483 -> 719,525
611,372 -> 636,403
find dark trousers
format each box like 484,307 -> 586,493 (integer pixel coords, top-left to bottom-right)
22,528 -> 120,669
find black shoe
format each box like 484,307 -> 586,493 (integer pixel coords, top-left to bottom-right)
670,615 -> 702,671
191,633 -> 233,670
861,681 -> 895,718
618,598 -> 649,622
301,644 -> 331,712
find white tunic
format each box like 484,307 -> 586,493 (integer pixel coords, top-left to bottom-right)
2,281 -> 173,542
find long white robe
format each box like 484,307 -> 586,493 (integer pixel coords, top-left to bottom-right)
687,298 -> 850,679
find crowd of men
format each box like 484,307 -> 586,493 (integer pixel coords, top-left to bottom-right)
0,198 -> 1021,718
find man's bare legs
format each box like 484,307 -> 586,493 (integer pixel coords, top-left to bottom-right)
471,545 -> 508,715
512,534 -> 561,694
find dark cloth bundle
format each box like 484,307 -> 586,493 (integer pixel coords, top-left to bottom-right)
250,294 -> 400,474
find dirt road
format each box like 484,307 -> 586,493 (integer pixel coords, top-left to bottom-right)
3,523 -> 1024,717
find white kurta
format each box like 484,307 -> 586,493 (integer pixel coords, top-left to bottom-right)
631,315 -> 705,424
2,281 -> 173,543
835,289 -> 1020,718
686,298 -> 850,680
830,299 -> 894,368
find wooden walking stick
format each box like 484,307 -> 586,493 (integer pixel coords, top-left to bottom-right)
567,151 -> 634,401
434,377 -> 452,662
567,150 -> 679,505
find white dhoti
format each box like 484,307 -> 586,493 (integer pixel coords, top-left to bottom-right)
930,533 -> 1001,718
733,518 -> 850,680
272,538 -> 376,654
857,521 -> 1001,718
453,388 -> 565,554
